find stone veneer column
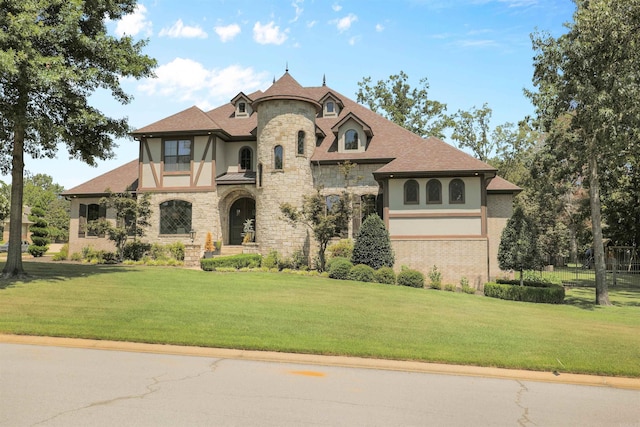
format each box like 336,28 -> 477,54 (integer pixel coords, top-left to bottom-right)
255,99 -> 317,257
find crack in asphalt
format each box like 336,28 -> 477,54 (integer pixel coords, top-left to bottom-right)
31,357 -> 224,426
515,380 -> 534,426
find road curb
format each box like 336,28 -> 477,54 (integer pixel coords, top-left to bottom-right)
2,334 -> 639,390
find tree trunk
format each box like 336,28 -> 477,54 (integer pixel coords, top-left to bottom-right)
2,122 -> 27,279
588,154 -> 610,305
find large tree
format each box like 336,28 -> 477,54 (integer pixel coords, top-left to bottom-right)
356,71 -> 451,138
528,0 -> 640,305
0,1 -> 156,278
450,103 -> 494,162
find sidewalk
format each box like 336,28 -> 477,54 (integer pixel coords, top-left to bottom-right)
2,334 -> 639,390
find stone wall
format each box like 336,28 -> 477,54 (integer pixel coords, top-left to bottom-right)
255,99 -> 317,258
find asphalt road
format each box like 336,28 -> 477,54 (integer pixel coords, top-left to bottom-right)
1,342 -> 639,426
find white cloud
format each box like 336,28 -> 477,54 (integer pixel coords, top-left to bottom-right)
115,4 -> 152,37
214,24 -> 241,42
348,36 -> 359,46
332,3 -> 342,11
159,19 -> 208,38
307,20 -> 317,28
138,59 -> 270,106
332,13 -> 357,33
253,21 -> 288,45
375,23 -> 384,32
291,0 -> 304,23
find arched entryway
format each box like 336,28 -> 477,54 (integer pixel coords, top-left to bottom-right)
229,197 -> 255,245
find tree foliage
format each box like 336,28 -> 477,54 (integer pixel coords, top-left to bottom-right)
86,192 -> 151,261
280,189 -> 351,272
498,207 -> 543,285
528,0 -> 640,304
450,103 -> 494,162
356,71 -> 451,138
0,1 -> 156,278
351,214 -> 394,270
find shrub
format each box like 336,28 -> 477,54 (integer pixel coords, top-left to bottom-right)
201,254 -> 262,271
149,243 -> 168,260
52,244 -> 69,261
167,242 -> 185,261
428,265 -> 442,290
326,256 -> 349,271
348,264 -> 376,283
328,258 -> 353,280
397,268 -> 425,288
28,207 -> 50,257
70,252 -> 83,262
351,214 -> 394,269
484,282 -> 565,304
204,232 -> 215,252
123,241 -> 151,261
374,266 -> 396,285
444,284 -> 456,292
280,249 -> 308,270
460,277 -> 476,294
262,250 -> 281,270
327,239 -> 354,260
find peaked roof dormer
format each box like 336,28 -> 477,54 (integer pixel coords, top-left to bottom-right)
231,92 -> 253,118
331,112 -> 373,137
252,72 -> 321,112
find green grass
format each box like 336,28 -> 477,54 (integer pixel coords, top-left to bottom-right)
1,262 -> 639,377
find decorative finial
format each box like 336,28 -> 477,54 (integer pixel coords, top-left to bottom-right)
322,74 -> 326,86
286,62 -> 289,73
273,76 -> 276,84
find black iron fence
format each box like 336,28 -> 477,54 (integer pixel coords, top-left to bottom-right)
534,246 -> 640,287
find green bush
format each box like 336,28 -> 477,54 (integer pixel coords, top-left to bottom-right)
327,239 -> 354,260
484,282 -> 565,304
52,244 -> 69,261
123,241 -> 151,261
328,258 -> 353,280
280,249 -> 308,270
351,214 -> 394,269
374,266 -> 396,285
201,254 -> 262,271
460,277 -> 476,294
326,256 -> 349,271
397,268 -> 425,288
149,243 -> 168,260
262,250 -> 281,270
348,264 -> 376,282
168,242 -> 185,261
28,207 -> 50,257
444,284 -> 456,292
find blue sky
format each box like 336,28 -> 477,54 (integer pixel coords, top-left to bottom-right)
3,0 -> 576,190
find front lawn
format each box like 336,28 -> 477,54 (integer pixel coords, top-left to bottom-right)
1,262 -> 639,377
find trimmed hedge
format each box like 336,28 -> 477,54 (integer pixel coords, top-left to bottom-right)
348,264 -> 376,283
397,268 -> 425,288
484,282 -> 565,304
328,258 -> 353,280
374,266 -> 396,285
201,254 -> 262,271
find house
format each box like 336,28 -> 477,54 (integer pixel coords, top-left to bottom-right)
63,71 -> 520,286
2,206 -> 34,243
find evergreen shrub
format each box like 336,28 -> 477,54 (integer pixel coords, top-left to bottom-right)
397,268 -> 425,288
374,266 -> 396,285
262,250 -> 281,270
351,214 -> 394,269
328,258 -> 353,280
123,241 -> 152,261
348,264 -> 376,282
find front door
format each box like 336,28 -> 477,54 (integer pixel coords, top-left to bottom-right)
229,198 -> 255,245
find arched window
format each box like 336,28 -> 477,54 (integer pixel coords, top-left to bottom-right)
274,145 -> 283,169
404,180 -> 419,204
449,179 -> 465,204
426,179 -> 442,204
297,130 -> 305,155
239,147 -> 252,171
160,200 -> 192,235
345,129 -> 359,150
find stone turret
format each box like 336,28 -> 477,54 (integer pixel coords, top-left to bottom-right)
252,72 -> 321,257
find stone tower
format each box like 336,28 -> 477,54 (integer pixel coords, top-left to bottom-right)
252,72 -> 320,257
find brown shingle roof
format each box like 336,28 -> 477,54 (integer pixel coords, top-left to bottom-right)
132,106 -> 219,135
487,175 -> 522,193
62,160 -> 138,196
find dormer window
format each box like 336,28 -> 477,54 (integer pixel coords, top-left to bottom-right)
345,129 -> 359,150
327,101 -> 334,113
322,96 -> 340,117
239,102 -> 246,114
232,93 -> 252,117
